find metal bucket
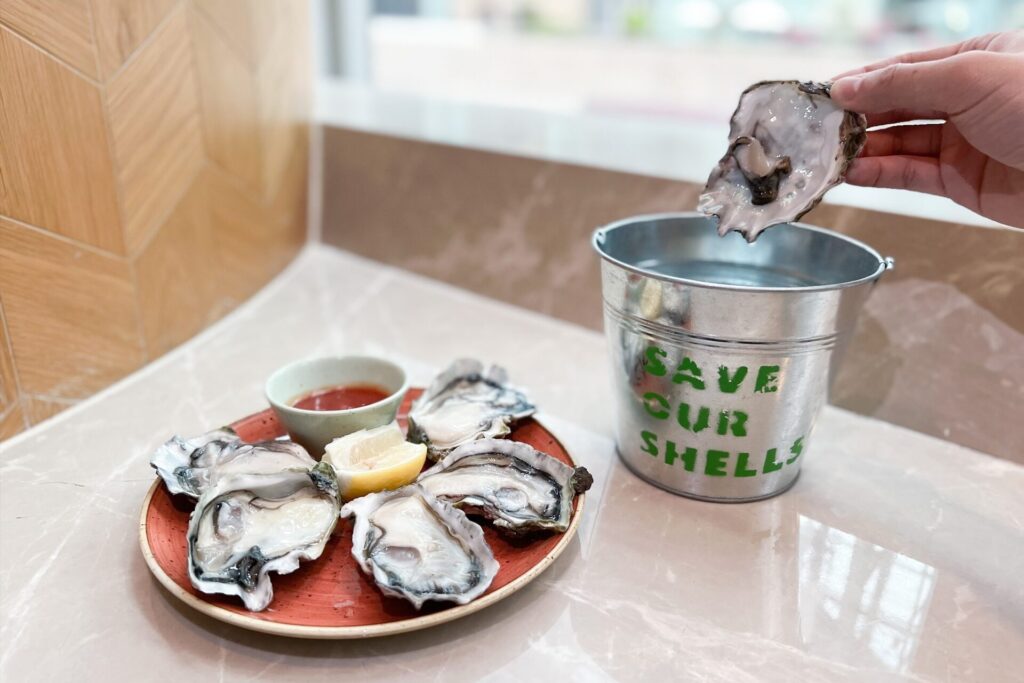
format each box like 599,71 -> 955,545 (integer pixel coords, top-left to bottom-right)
594,213 -> 892,502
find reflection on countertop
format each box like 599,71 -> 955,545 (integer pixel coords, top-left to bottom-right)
798,516 -> 936,673
1,245 -> 1021,682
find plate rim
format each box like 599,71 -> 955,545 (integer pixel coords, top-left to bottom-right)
137,420 -> 585,640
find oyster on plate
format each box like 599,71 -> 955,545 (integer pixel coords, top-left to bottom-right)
341,485 -> 499,609
151,428 -> 314,499
417,438 -> 593,534
407,359 -> 536,461
187,462 -> 341,612
698,80 -> 867,242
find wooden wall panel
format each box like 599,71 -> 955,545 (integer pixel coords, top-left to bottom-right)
0,406 -> 26,440
189,6 -> 262,192
134,174 -> 221,356
255,0 -> 311,201
0,218 -> 145,399
107,7 -> 205,253
0,26 -> 123,253
204,165 -> 302,305
0,0 -> 99,78
0,0 -> 310,439
194,0 -> 254,65
89,0 -> 177,79
0,308 -> 20,424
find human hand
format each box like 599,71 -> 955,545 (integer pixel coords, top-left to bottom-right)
830,31 -> 1024,228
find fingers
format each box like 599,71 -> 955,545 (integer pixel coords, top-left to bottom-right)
861,124 -> 944,158
830,52 -> 993,116
845,156 -> 946,196
830,33 -> 1000,79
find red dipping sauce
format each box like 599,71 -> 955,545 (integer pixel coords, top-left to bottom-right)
290,384 -> 391,411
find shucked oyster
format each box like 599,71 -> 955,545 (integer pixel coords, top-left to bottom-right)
418,438 -> 592,534
187,462 -> 340,611
151,428 -> 241,497
698,80 -> 867,241
408,359 -> 536,461
341,485 -> 499,609
151,428 -> 314,499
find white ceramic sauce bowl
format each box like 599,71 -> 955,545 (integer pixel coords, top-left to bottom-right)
265,355 -> 408,457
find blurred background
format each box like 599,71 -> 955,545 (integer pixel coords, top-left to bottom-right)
318,0 -> 1021,120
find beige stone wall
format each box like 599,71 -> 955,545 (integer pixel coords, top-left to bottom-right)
0,1 -> 310,438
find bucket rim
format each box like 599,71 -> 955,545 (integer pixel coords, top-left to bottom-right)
592,212 -> 891,293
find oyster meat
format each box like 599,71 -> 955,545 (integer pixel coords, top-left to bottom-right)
151,428 -> 240,497
417,438 -> 592,534
407,359 -> 536,461
151,428 -> 314,499
187,462 -> 341,611
341,485 -> 499,609
698,80 -> 867,241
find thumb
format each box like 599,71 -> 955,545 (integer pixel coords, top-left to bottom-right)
831,52 -> 990,116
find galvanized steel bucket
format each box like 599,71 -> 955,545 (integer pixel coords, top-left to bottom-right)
594,213 -> 892,502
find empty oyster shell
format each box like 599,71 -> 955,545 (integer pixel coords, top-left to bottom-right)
187,462 -> 340,612
698,80 -> 867,242
341,485 -> 499,609
151,428 -> 314,499
417,438 -> 592,534
407,359 -> 536,461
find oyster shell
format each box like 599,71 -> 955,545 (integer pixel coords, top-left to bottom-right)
698,80 -> 867,242
407,359 -> 536,461
341,485 -> 498,609
417,438 -> 592,534
187,462 -> 340,612
151,428 -> 241,497
151,428 -> 314,499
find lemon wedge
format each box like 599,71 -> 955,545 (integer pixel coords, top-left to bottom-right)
323,422 -> 427,500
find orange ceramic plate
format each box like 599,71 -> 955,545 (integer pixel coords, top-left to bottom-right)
138,389 -> 584,639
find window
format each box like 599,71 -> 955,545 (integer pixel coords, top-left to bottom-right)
321,0 -> 1022,120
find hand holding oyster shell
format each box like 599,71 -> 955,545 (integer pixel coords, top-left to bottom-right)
830,31 -> 1024,230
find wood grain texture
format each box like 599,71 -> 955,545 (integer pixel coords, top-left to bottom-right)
0,27 -> 124,253
254,0 -> 311,200
204,165 -> 303,305
107,7 -> 204,254
0,218 -> 145,399
89,0 -> 177,79
267,125 -> 309,233
193,0 -> 253,65
0,404 -> 27,440
0,0 -> 310,438
0,0 -> 98,78
134,171 -> 223,356
189,6 -> 261,191
0,306 -> 19,413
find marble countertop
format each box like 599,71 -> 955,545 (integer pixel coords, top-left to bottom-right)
2,246 -> 1021,682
